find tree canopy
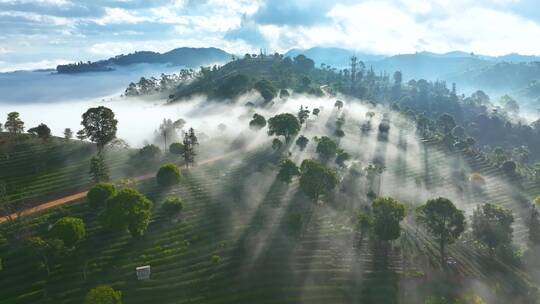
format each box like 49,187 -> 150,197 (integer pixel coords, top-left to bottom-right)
372,197 -> 406,242
156,164 -> 181,187
277,159 -> 300,184
85,285 -> 122,304
416,197 -> 465,267
299,159 -> 338,202
101,188 -> 153,237
316,136 -> 338,161
49,217 -> 86,247
81,106 -> 118,152
267,113 -> 301,141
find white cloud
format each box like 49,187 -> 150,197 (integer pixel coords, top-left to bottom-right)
93,7 -> 152,25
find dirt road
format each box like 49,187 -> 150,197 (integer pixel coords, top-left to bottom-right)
0,152 -> 234,224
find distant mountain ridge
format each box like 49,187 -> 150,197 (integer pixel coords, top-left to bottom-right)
56,47 -> 231,74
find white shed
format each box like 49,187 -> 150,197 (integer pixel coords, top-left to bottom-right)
136,265 -> 151,280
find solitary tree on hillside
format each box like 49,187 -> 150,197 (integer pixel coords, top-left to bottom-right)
334,100 -> 344,110
76,129 -> 87,141
267,113 -> 301,142
85,285 -> 122,304
101,188 -> 153,238
372,197 -> 405,248
81,106 -> 118,154
64,128 -> 73,140
28,123 -> 51,141
472,203 -> 514,254
249,113 -> 267,130
277,159 -> 300,184
297,105 -> 310,125
295,135 -> 309,151
5,112 -> 24,134
416,197 -> 465,267
49,217 -> 86,248
156,164 -> 181,187
182,128 -> 198,167
315,136 -> 338,162
299,159 -> 338,202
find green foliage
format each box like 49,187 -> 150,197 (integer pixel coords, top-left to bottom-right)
156,164 -> 181,187
212,255 -> 221,264
50,217 -> 86,247
267,113 -> 301,141
28,123 -> 51,141
89,154 -> 110,183
416,197 -> 465,265
295,135 -> 309,151
81,106 -> 118,151
356,211 -> 373,241
312,108 -> 320,116
26,236 -> 65,275
334,129 -> 345,138
102,188 -> 153,237
297,105 -> 310,125
335,149 -> 351,167
254,79 -> 277,102
334,100 -> 344,110
299,159 -> 338,202
315,136 -> 338,161
277,159 -> 300,184
169,142 -> 185,155
372,197 -> 406,242
472,203 -> 514,251
162,197 -> 184,216
138,144 -> 161,163
85,285 -> 122,304
5,112 -> 25,134
88,183 -> 116,209
272,138 -> 283,150
249,113 -> 266,130
216,74 -> 251,99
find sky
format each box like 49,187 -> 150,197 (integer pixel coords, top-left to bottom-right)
1,0 -> 540,71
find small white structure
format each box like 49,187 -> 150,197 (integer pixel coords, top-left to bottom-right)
136,265 -> 151,281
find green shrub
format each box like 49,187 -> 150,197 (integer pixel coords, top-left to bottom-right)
85,285 -> 122,304
162,197 -> 184,216
156,164 -> 181,186
212,255 -> 221,264
49,217 -> 86,247
87,183 -> 116,209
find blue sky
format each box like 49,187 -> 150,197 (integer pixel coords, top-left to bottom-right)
1,0 -> 540,71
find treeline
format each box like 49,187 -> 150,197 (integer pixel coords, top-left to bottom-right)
124,70 -> 197,97
56,61 -> 113,74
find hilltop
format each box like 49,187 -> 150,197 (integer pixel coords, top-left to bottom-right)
56,47 -> 231,74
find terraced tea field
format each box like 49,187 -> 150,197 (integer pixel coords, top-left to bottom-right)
1,129 -> 539,304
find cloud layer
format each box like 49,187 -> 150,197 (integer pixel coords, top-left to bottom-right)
1,0 -> 540,71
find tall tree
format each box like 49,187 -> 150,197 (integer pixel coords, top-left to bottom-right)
277,159 -> 300,184
297,105 -> 310,125
299,159 -> 338,202
372,197 -> 405,243
76,129 -> 87,141
28,123 -> 51,141
315,136 -> 338,161
5,112 -> 24,134
267,113 -> 301,142
49,217 -> 86,248
295,135 -> 309,151
81,106 -> 118,154
472,203 -> 514,253
416,197 -> 465,267
64,128 -> 73,140
249,113 -> 267,130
